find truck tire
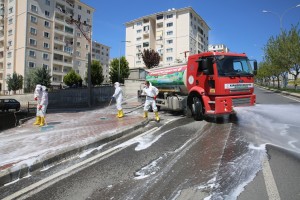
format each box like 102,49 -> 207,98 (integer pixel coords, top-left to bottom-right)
193,97 -> 204,121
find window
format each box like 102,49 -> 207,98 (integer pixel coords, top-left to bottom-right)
77,42 -> 81,47
136,22 -> 142,26
156,14 -> 163,20
29,62 -> 35,68
167,57 -> 173,62
31,16 -> 37,23
43,53 -> 49,60
44,21 -> 50,27
44,43 -> 49,49
8,18 -> 13,24
166,48 -> 173,53
167,31 -> 173,35
76,51 -> 80,56
8,7 -> 13,14
30,27 -> 37,35
143,26 -> 149,31
8,29 -> 13,35
43,64 -> 48,69
44,32 -> 50,38
31,5 -> 38,13
78,5 -> 81,10
45,10 -> 50,17
143,42 -> 149,47
7,63 -> 12,69
167,22 -> 173,27
7,52 -> 12,58
8,40 -> 12,46
77,32 -> 81,37
45,0 -> 50,6
167,14 -> 173,19
29,39 -> 37,46
87,10 -> 90,14
136,37 -> 141,41
29,50 -> 36,57
137,29 -> 142,34
166,39 -> 173,44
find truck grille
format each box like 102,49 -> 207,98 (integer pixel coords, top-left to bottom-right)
230,89 -> 251,93
232,97 -> 251,106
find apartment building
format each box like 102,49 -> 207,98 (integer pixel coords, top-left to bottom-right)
92,41 -> 111,84
209,44 -> 230,53
125,7 -> 210,69
0,0 -> 94,93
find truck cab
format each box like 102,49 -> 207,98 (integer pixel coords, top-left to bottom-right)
186,52 -> 257,120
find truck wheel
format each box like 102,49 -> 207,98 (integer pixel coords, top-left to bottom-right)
193,97 -> 204,121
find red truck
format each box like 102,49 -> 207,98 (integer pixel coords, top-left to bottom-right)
139,51 -> 257,120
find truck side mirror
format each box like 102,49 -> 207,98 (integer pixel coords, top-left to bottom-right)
253,60 -> 257,75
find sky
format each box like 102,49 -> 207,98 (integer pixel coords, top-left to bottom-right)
82,0 -> 300,63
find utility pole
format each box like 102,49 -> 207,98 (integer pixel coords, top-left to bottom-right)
67,16 -> 92,107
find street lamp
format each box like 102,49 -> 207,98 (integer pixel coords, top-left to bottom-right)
262,4 -> 300,30
118,41 -> 130,83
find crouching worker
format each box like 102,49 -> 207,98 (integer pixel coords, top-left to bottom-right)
33,84 -> 42,125
142,81 -> 160,122
112,82 -> 124,118
37,86 -> 48,127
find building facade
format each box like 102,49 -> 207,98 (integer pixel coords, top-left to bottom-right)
208,44 -> 230,53
125,7 -> 210,69
0,0 -> 94,94
92,41 -> 110,84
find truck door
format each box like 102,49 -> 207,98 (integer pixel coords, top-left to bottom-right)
197,57 -> 215,92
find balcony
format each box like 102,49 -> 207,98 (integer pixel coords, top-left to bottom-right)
54,23 -> 64,32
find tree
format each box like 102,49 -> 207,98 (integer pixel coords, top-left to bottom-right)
262,25 -> 300,89
6,72 -> 23,94
63,69 -> 82,87
141,49 -> 160,69
109,56 -> 130,84
86,60 -> 104,86
32,67 -> 52,88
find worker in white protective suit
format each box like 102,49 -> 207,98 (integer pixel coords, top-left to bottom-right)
141,81 -> 160,121
112,82 -> 124,118
33,84 -> 43,125
37,86 -> 48,126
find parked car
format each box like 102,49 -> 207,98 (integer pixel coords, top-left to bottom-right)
0,99 -> 21,112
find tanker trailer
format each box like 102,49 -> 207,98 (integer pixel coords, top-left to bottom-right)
144,64 -> 189,112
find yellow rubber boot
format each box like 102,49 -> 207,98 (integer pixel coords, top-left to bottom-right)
39,117 -> 45,127
33,116 -> 41,125
155,111 -> 160,122
143,111 -> 148,118
119,110 -> 124,118
116,110 -> 120,118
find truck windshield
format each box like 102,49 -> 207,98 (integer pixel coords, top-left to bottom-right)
216,56 -> 253,77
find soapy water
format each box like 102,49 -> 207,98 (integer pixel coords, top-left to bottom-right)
205,104 -> 300,200
234,104 -> 300,154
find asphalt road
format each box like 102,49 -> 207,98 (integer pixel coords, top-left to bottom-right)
1,86 -> 300,200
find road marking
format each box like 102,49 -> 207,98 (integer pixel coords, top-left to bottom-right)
277,93 -> 300,102
262,158 -> 281,200
3,127 -> 159,200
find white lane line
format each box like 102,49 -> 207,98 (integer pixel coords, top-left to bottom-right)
262,158 -> 281,200
3,127 -> 159,200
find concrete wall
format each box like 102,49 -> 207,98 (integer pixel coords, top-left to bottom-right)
124,79 -> 145,97
1,86 -> 115,109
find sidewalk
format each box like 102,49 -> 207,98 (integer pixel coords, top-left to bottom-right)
0,97 -> 147,186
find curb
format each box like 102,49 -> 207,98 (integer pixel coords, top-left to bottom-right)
0,119 -> 149,187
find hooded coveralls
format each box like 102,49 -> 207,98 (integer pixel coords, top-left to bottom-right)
37,86 -> 48,126
112,82 -> 124,118
33,84 -> 43,125
142,83 -> 160,121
